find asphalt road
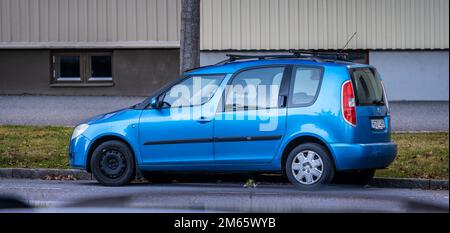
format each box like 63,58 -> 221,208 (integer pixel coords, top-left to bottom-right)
0,95 -> 448,131
0,179 -> 448,213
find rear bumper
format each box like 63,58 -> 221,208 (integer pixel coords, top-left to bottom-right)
330,142 -> 397,171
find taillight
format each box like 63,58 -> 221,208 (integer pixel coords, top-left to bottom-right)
342,80 -> 356,126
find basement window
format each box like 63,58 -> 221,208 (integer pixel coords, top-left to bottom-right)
58,55 -> 81,81
51,52 -> 113,87
89,55 -> 112,81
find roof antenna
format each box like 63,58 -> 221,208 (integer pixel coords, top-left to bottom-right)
339,31 -> 357,53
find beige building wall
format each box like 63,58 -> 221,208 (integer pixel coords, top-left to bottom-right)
0,0 -> 181,48
200,0 -> 449,50
1,0 -> 448,50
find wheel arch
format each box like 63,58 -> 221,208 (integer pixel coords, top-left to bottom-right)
280,135 -> 336,171
86,135 -> 137,173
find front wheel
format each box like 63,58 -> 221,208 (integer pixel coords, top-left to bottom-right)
285,143 -> 335,189
90,140 -> 135,186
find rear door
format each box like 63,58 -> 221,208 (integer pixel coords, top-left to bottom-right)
213,66 -> 289,164
350,67 -> 391,143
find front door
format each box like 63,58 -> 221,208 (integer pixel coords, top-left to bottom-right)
213,66 -> 289,164
139,75 -> 225,165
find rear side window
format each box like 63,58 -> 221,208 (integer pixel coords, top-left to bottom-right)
290,67 -> 322,106
351,68 -> 384,106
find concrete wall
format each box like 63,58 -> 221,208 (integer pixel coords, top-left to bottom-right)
369,50 -> 449,101
0,49 -> 179,96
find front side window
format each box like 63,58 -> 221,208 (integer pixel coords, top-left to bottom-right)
290,67 -> 322,106
162,75 -> 225,108
225,67 -> 284,111
52,52 -> 113,85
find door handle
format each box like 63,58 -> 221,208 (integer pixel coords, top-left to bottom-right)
196,116 -> 212,123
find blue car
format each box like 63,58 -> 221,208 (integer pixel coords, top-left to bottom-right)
69,52 -> 397,188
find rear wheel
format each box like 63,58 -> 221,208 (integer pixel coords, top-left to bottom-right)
285,143 -> 335,189
90,140 -> 135,186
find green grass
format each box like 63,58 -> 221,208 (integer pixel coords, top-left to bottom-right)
376,132 -> 449,179
0,125 -> 448,179
0,125 -> 72,169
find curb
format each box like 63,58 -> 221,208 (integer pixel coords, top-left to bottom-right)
0,168 -> 448,190
369,177 -> 449,190
0,168 -> 92,180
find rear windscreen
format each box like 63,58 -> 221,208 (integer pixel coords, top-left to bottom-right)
350,68 -> 384,106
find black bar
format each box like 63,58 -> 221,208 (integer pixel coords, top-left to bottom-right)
213,135 -> 282,142
144,138 -> 213,145
0,213 -> 447,232
144,135 -> 282,146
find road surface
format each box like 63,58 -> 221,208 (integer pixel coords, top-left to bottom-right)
0,178 -> 448,213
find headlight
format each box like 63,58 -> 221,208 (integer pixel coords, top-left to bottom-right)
71,124 -> 89,140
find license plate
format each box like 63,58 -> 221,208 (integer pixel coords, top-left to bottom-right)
371,119 -> 385,130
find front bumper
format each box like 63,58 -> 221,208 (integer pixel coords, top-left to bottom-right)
68,135 -> 91,169
330,142 -> 397,171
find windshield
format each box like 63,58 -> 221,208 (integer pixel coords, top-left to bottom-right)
131,76 -> 184,109
161,75 -> 225,107
350,68 -> 384,106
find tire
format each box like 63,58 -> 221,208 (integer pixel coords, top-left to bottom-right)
285,143 -> 335,189
90,140 -> 135,186
333,169 -> 376,186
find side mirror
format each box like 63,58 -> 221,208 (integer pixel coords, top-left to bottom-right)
150,97 -> 162,109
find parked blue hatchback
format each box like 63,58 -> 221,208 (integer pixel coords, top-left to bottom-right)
69,51 -> 397,188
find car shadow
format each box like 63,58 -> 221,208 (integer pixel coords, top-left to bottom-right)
77,172 -> 373,191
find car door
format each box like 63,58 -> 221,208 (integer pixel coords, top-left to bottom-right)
213,66 -> 290,164
139,75 -> 225,165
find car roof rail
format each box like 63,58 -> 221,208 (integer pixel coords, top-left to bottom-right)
214,50 -> 350,65
289,50 -> 349,61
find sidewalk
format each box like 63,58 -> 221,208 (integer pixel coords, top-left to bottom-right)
0,95 -> 448,131
0,95 -> 145,126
